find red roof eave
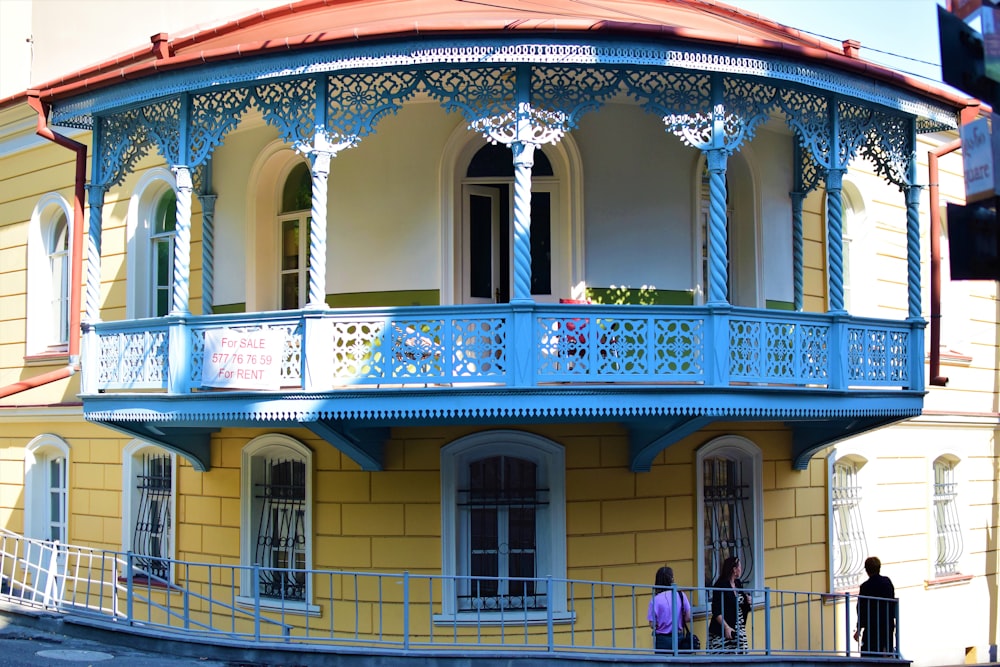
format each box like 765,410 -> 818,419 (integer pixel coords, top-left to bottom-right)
0,1 -> 973,113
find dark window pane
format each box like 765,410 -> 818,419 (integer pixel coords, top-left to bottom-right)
467,144 -> 553,177
530,192 -> 551,295
281,163 -> 312,213
469,194 -> 493,299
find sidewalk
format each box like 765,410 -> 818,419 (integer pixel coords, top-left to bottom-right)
0,613 -> 227,666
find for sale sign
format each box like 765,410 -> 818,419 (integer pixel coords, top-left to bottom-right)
201,328 -> 283,390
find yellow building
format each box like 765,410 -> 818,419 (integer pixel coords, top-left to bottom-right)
0,1 -> 996,664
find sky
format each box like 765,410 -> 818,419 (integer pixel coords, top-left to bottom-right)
723,0 -> 947,83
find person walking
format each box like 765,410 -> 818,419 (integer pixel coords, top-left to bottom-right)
647,566 -> 693,653
707,556 -> 752,653
853,556 -> 896,657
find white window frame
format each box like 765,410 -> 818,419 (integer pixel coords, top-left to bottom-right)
24,434 -> 70,543
829,454 -> 869,591
931,455 -> 963,579
126,169 -> 177,319
26,194 -> 73,356
439,430 -> 568,622
696,435 -> 764,602
121,440 -> 176,582
239,434 -> 317,615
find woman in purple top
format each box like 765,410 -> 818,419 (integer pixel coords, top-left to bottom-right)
647,566 -> 692,653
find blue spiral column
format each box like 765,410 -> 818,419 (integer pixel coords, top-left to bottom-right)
307,151 -> 332,309
905,183 -> 922,320
84,184 -> 106,324
791,192 -> 805,311
199,193 -> 217,315
170,166 -> 193,316
511,138 -> 536,303
705,148 -> 729,306
825,168 -> 846,313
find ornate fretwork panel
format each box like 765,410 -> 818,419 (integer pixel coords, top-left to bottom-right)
847,326 -> 909,385
95,110 -> 154,188
721,77 -> 779,150
780,90 -> 831,168
330,321 -> 390,381
794,136 -> 825,195
254,78 -> 318,149
451,318 -> 507,378
99,330 -> 168,388
860,111 -> 913,190
836,99 -> 875,167
139,98 -> 182,166
530,67 -> 621,133
653,319 -> 704,377
424,67 -> 517,137
189,88 -> 254,167
392,320 -> 446,379
594,318 -> 644,375
623,70 -> 713,146
325,70 -> 421,145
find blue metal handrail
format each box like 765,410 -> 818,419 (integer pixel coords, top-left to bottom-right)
0,531 -> 900,659
84,303 -> 923,395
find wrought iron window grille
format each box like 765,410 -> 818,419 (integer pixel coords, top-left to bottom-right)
703,457 -> 754,587
933,461 -> 962,578
254,457 -> 306,602
832,461 -> 868,590
133,453 -> 171,581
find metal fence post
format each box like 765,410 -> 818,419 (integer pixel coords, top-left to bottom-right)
764,587 -> 772,655
403,571 -> 410,651
845,592 -> 852,658
126,551 -> 134,624
253,564 -> 261,642
546,576 -> 554,651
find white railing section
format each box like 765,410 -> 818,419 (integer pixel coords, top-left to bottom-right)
85,304 -> 924,394
0,531 -> 900,658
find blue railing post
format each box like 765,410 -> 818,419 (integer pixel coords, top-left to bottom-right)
253,564 -> 261,642
546,576 -> 554,651
510,302 -> 534,387
302,311 -> 333,391
764,587 -> 772,655
125,551 -> 134,624
403,571 -> 410,651
829,314 -> 848,390
705,304 -> 732,386
167,315 -> 192,394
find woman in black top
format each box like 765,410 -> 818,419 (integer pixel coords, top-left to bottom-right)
708,556 -> 752,653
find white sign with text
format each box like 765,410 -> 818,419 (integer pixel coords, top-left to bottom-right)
201,328 -> 283,390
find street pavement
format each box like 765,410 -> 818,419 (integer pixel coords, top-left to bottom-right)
0,619 -> 228,667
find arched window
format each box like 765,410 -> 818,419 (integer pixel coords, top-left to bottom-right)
122,441 -> 175,582
441,431 -> 567,619
932,456 -> 963,578
831,455 -> 869,590
26,197 -> 72,354
240,434 -> 315,613
697,436 -> 763,593
279,162 -> 312,310
127,172 -> 178,318
24,434 -> 70,543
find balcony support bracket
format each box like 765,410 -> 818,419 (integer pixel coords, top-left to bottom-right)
304,420 -> 386,471
628,417 -> 714,472
790,416 -> 907,470
97,421 -> 214,472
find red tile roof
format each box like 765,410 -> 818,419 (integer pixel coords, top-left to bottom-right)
8,0 -> 973,110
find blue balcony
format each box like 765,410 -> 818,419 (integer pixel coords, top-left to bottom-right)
81,303 -> 925,473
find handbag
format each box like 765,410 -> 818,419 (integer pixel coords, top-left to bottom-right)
678,623 -> 701,651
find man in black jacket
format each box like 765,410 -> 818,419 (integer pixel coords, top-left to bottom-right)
853,556 -> 897,657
